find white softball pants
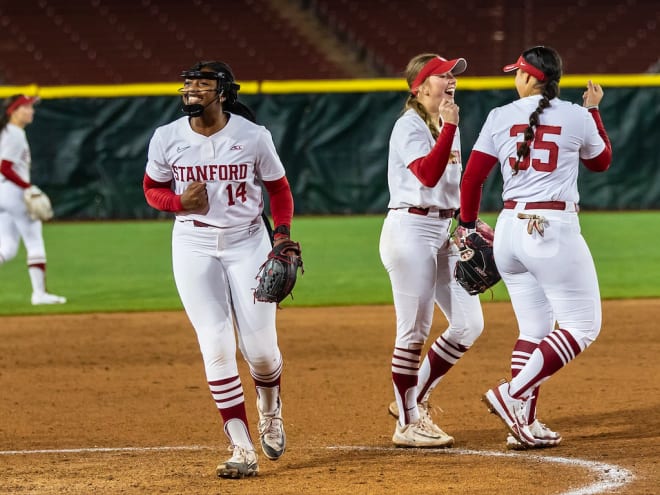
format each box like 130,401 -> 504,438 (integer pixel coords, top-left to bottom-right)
380,209 -> 484,350
0,181 -> 46,264
171,218 -> 282,383
493,207 -> 601,349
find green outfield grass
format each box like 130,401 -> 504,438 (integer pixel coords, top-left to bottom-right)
0,212 -> 658,316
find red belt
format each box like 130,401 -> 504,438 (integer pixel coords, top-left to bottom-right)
407,207 -> 455,218
192,220 -> 215,228
503,201 -> 571,211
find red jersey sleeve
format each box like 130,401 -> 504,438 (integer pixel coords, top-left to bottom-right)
408,123 -> 457,187
459,150 -> 498,226
0,159 -> 30,189
143,173 -> 183,212
582,108 -> 612,172
263,176 -> 294,239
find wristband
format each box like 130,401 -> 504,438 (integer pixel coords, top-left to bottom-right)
273,225 -> 290,238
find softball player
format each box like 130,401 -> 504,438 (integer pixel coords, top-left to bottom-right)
459,46 -> 612,448
0,95 -> 66,305
143,61 -> 297,478
379,54 -> 485,447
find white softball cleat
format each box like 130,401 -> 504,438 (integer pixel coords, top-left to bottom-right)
483,381 -> 536,447
257,398 -> 286,460
393,420 -> 454,448
216,445 -> 259,479
506,419 -> 563,450
388,400 -> 454,446
31,292 -> 67,305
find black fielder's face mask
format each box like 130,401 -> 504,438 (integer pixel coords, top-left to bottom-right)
179,71 -> 221,117
178,70 -> 240,117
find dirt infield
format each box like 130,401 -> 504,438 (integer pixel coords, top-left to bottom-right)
0,300 -> 657,494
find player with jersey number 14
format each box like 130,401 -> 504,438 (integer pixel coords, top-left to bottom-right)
143,60 -> 301,479
459,45 -> 612,449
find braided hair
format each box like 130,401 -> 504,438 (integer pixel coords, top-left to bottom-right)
512,46 -> 562,174
403,53 -> 443,140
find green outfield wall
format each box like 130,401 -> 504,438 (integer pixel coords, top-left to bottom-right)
1,75 -> 658,219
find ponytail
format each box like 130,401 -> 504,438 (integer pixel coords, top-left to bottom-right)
512,46 -> 562,174
404,95 -> 440,140
512,79 -> 560,175
226,100 -> 256,123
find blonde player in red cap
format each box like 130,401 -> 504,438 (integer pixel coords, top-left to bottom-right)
459,46 -> 611,448
0,94 -> 66,305
380,54 -> 487,447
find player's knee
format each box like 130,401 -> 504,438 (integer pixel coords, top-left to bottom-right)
568,320 -> 601,350
558,300 -> 602,349
447,312 -> 484,347
464,317 -> 484,346
247,352 -> 282,376
0,244 -> 19,262
468,307 -> 485,335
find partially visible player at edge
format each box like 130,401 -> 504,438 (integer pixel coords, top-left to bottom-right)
143,61 -> 297,478
380,53 -> 486,448
459,46 -> 612,449
0,95 -> 66,305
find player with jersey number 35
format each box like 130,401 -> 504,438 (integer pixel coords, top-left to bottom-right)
143,61 -> 299,479
459,46 -> 612,449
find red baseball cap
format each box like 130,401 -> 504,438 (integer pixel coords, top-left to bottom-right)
502,55 -> 546,81
5,95 -> 40,116
411,56 -> 467,95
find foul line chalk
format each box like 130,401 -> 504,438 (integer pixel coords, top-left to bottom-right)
328,446 -> 634,495
0,444 -> 634,495
0,445 -> 213,455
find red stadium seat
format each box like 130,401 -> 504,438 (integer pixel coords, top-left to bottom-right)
0,0 -> 656,85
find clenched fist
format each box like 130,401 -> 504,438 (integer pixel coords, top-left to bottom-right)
181,181 -> 209,214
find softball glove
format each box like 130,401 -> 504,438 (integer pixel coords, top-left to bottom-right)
254,240 -> 303,304
23,185 -> 54,221
454,232 -> 501,295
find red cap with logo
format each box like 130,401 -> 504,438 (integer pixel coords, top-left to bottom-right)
502,55 -> 546,81
411,56 -> 467,95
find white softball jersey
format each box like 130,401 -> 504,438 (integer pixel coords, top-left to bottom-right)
146,113 -> 286,228
473,95 -> 606,203
0,123 -> 31,183
0,122 -> 47,268
387,109 -> 462,210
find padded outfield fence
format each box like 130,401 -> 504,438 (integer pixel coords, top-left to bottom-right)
0,74 -> 659,219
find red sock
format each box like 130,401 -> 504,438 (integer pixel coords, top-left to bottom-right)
392,346 -> 421,423
209,376 -> 250,427
417,336 -> 467,400
510,329 -> 581,399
